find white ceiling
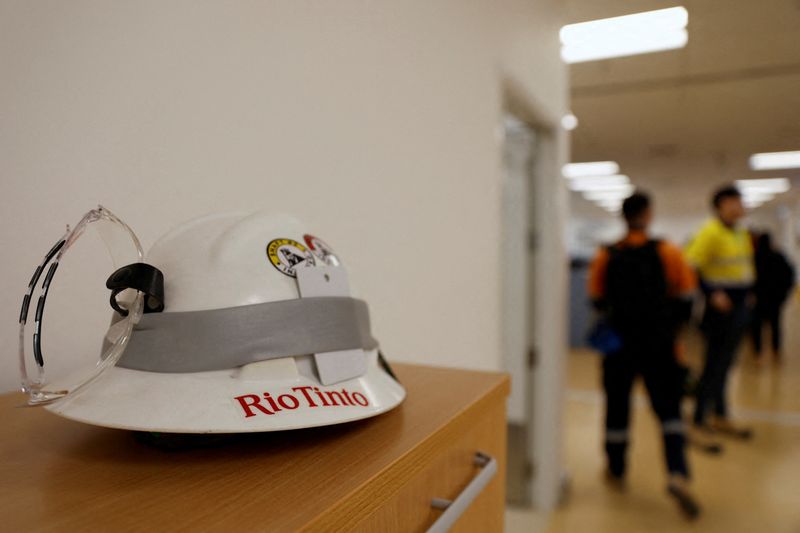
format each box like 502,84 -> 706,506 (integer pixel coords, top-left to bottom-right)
565,0 -> 800,218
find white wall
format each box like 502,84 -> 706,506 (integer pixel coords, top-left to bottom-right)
0,1 -> 567,395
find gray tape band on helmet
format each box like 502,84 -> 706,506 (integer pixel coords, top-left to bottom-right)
116,296 -> 378,373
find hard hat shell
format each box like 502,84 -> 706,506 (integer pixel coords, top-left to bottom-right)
46,211 -> 405,433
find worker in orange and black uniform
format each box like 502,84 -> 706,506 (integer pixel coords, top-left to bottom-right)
588,191 -> 700,519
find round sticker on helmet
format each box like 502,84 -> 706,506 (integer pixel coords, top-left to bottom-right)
303,234 -> 340,265
266,238 -> 315,277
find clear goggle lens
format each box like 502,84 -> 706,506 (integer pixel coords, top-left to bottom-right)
19,206 -> 144,406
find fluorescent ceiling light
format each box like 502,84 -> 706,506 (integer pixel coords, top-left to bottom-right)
573,183 -> 633,194
741,191 -> 775,202
560,7 -> 688,63
749,151 -> 800,171
594,197 -> 624,210
595,195 -> 624,202
583,190 -> 632,201
595,197 -> 621,208
743,200 -> 764,209
569,175 -> 631,191
562,30 -> 687,63
736,178 -> 790,194
563,161 -> 620,178
561,113 -> 579,131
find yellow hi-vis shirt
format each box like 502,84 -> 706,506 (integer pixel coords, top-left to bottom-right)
685,218 -> 754,289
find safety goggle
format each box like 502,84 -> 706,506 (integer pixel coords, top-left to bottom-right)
18,206 -> 153,406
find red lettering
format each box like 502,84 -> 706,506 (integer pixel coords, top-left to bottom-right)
277,394 -> 300,410
263,393 -> 282,412
351,392 -> 369,406
340,389 -> 354,405
292,386 -> 319,407
313,387 -> 332,406
235,394 -> 274,417
235,389 -> 369,416
324,390 -> 345,406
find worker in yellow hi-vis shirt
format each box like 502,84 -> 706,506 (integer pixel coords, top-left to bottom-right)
685,185 -> 754,440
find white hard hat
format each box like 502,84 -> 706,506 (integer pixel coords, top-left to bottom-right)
37,210 -> 405,433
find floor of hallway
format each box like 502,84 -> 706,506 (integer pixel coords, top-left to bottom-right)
508,299 -> 800,532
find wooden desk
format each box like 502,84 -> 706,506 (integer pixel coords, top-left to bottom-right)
0,364 -> 509,532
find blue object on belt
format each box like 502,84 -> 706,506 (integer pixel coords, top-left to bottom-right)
588,319 -> 623,355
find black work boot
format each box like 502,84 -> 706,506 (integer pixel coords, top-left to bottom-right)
667,475 -> 701,520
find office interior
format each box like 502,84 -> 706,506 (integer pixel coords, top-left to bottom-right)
1,1 -> 799,531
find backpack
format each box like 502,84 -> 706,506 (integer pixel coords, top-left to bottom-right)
605,239 -> 669,337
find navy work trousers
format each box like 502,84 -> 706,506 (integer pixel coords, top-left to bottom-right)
602,340 -> 688,478
693,303 -> 750,425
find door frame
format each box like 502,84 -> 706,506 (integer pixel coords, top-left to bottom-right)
500,102 -> 569,510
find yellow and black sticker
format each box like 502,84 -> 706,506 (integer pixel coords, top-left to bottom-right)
266,238 -> 316,277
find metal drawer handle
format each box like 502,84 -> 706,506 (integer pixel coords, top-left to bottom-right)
425,451 -> 497,533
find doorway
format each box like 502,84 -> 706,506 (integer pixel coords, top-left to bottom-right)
502,114 -> 537,505
502,113 -> 568,510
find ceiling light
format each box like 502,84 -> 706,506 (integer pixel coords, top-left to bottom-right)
561,113 -> 579,131
583,190 -> 632,201
560,7 -> 688,63
743,199 -> 764,209
749,151 -> 800,171
562,161 -> 620,178
596,199 -> 621,210
736,178 -> 791,194
741,191 -> 775,202
594,196 -> 624,209
596,195 -> 624,202
569,175 -> 631,191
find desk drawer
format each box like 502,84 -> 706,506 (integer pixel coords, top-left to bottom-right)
349,397 -> 506,532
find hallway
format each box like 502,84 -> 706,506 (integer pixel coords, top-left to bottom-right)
549,299 -> 800,532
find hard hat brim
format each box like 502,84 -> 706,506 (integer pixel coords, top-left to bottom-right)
45,352 -> 405,433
